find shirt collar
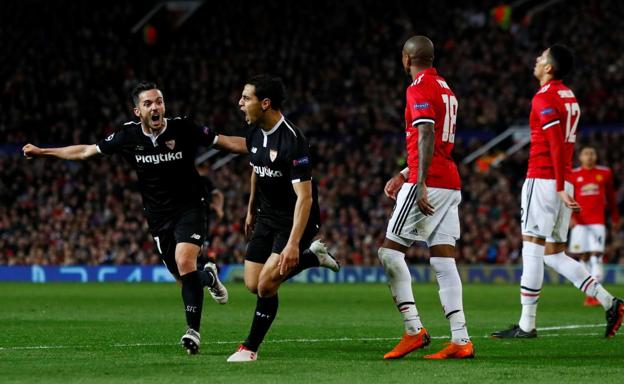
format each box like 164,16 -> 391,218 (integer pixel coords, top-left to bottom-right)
262,114 -> 284,136
417,67 -> 438,77
142,119 -> 168,146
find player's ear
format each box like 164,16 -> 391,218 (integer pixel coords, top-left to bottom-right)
133,107 -> 140,117
261,98 -> 271,112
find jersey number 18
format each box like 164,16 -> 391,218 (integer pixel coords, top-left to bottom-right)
441,94 -> 458,143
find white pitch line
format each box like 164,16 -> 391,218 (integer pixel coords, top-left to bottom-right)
536,323 -> 603,331
0,323 -> 607,351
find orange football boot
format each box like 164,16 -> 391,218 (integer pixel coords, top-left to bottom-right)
383,328 -> 430,359
423,341 -> 474,360
583,296 -> 600,307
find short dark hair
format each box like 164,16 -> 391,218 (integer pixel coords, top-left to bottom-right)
131,82 -> 159,106
548,44 -> 574,79
247,75 -> 286,110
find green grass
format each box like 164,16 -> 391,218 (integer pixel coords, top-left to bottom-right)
1,282 -> 623,383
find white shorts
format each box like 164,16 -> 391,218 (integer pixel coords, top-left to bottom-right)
386,183 -> 461,247
520,178 -> 573,243
569,224 -> 606,253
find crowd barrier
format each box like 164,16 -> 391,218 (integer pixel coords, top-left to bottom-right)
1,265 -> 623,284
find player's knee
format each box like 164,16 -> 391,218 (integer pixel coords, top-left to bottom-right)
175,258 -> 196,275
378,247 -> 398,267
257,279 -> 278,298
245,280 -> 258,294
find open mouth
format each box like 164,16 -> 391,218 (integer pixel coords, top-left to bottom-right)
151,114 -> 161,122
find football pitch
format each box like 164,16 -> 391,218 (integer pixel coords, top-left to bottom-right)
1,282 -> 623,384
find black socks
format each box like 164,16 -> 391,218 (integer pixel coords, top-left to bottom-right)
285,248 -> 320,279
198,269 -> 215,287
243,294 -> 279,352
180,270 -> 204,332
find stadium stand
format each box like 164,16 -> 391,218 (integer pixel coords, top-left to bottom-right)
1,0 -> 623,266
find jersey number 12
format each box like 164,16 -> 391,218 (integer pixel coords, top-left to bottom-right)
441,94 -> 458,143
564,102 -> 580,143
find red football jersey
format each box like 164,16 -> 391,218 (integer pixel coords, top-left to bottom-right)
404,67 -> 460,189
571,165 -> 619,225
526,80 -> 580,191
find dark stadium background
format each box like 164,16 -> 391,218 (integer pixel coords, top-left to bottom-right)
1,0 -> 623,269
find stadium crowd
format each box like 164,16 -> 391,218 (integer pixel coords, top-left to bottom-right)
1,0 -> 623,266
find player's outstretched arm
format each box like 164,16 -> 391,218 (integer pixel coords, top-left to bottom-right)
22,143 -> 99,161
279,181 -> 312,276
214,135 -> 248,154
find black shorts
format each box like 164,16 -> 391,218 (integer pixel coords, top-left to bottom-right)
149,206 -> 207,278
245,219 -> 320,264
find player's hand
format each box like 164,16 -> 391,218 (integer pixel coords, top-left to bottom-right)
244,210 -> 256,238
278,243 -> 299,276
384,174 -> 405,200
416,182 -> 435,216
558,191 -> 581,212
22,143 -> 42,159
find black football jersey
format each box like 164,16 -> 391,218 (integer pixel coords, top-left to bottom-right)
96,117 -> 216,221
246,116 -> 320,229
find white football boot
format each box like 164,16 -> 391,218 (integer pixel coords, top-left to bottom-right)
180,328 -> 200,355
227,345 -> 258,362
204,261 -> 228,304
309,240 -> 340,272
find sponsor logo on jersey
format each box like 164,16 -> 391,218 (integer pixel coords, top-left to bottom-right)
413,102 -> 429,110
135,152 -> 183,164
540,107 -> 555,115
557,90 -> 575,98
105,133 -> 115,141
253,165 -> 283,178
293,156 -> 309,166
580,183 -> 600,196
251,147 -> 258,153
269,149 -> 278,162
165,140 -> 175,150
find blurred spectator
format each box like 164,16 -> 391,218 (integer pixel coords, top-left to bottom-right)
1,0 -> 623,265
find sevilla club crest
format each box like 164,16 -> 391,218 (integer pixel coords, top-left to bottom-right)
165,140 -> 175,150
269,149 -> 278,162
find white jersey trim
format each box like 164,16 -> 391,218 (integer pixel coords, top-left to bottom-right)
283,119 -> 297,137
542,120 -> 560,130
412,118 -> 435,126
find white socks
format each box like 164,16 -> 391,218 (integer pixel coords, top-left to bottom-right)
519,241 -> 544,332
378,247 -> 423,335
589,255 -> 604,283
544,251 -> 614,310
430,257 -> 470,344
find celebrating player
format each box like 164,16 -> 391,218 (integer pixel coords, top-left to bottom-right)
569,146 -> 620,306
491,45 -> 624,339
379,36 -> 473,360
22,82 -> 247,354
226,75 -> 340,363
